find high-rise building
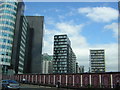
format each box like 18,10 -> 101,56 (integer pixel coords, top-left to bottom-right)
79,66 -> 84,73
12,16 -> 30,74
53,34 -> 76,73
0,0 -> 44,74
90,49 -> 105,73
76,62 -> 80,73
26,16 -> 44,74
42,53 -> 53,74
0,0 -> 24,74
10,2 -> 29,74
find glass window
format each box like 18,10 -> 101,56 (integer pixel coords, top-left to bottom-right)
5,59 -> 8,62
9,2 -> 17,6
4,10 -> 16,15
2,15 -> 15,21
2,45 -> 5,48
2,27 -> 14,32
3,39 -> 6,42
0,21 -> 15,26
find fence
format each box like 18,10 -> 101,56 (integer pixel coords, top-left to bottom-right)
2,72 -> 120,89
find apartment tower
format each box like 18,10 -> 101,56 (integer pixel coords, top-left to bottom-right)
90,49 -> 105,73
53,34 -> 76,73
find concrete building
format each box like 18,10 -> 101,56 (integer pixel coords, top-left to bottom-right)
79,66 -> 84,73
76,62 -> 80,73
42,53 -> 53,74
53,34 -> 76,74
90,49 -> 105,73
11,14 -> 30,74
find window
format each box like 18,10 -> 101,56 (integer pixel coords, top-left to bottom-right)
2,15 -> 15,21
4,10 -> 16,16
2,45 -> 5,48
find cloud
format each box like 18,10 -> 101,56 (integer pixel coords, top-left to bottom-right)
56,22 -> 84,35
58,15 -> 65,20
78,7 -> 118,22
44,8 -> 61,13
54,8 -> 61,12
45,17 -> 56,25
58,8 -> 77,20
43,20 -> 118,72
73,43 -> 118,72
104,22 -> 118,38
42,21 -> 86,54
65,8 -> 77,16
33,13 -> 42,16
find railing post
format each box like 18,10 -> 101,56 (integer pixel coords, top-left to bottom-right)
73,75 -> 74,86
89,74 -> 91,87
110,74 -> 113,88
81,75 -> 82,87
48,75 -> 50,84
44,75 -> 45,84
32,75 -> 33,83
60,75 -> 61,85
36,75 -> 37,84
66,75 -> 67,86
99,74 -> 102,88
40,75 -> 41,84
54,75 -> 55,85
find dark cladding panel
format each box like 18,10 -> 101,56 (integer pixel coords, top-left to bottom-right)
26,16 -> 44,73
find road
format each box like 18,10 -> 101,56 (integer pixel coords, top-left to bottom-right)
20,84 -> 74,90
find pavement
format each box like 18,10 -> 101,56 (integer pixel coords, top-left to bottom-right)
20,84 -> 117,90
20,84 -> 74,90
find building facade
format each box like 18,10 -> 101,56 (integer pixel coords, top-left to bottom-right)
10,1 -> 28,74
0,0 -> 44,74
53,34 -> 76,74
90,49 -> 105,73
79,66 -> 84,73
0,0 -> 21,74
76,62 -> 80,73
15,16 -> 30,74
26,16 -> 44,74
42,53 -> 53,74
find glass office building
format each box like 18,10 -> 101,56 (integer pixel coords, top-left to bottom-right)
0,0 -> 44,74
0,0 -> 18,73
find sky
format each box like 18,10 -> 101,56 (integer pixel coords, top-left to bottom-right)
24,2 -> 118,72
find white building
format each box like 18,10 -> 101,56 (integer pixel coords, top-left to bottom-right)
42,53 -> 53,74
90,49 -> 105,73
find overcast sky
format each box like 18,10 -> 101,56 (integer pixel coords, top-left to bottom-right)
24,2 -> 118,72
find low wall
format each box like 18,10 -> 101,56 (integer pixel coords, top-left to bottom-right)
2,72 -> 120,89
